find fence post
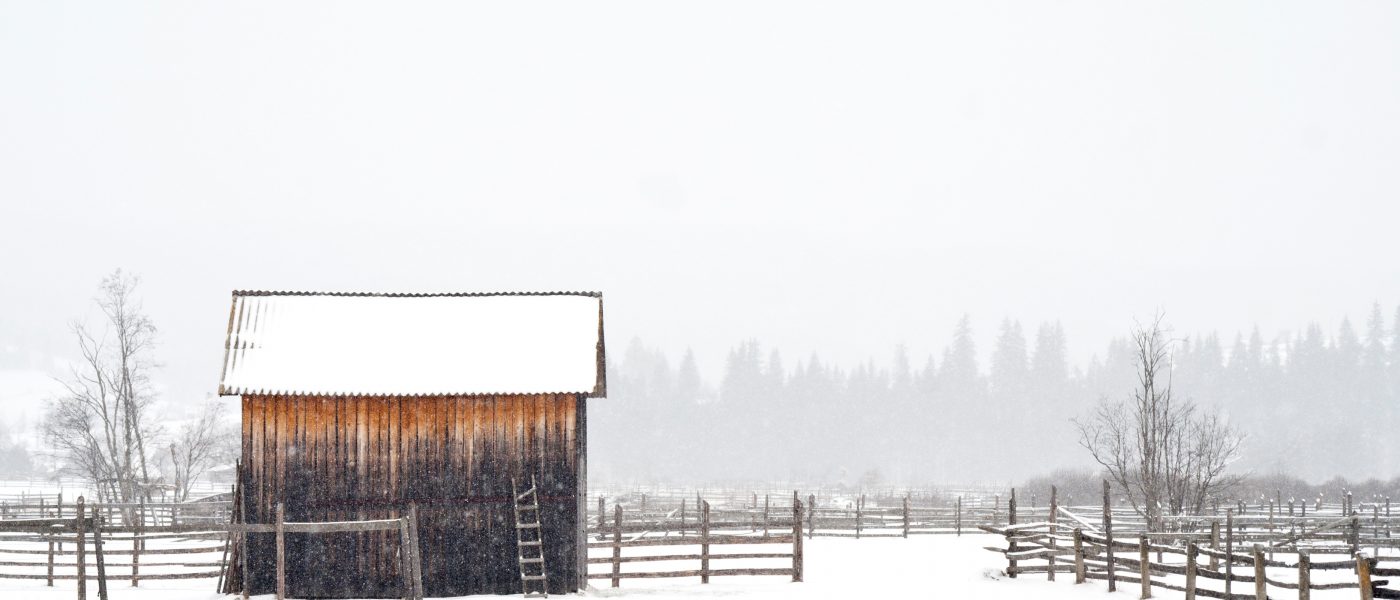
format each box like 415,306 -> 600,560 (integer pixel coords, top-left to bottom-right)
1209,520 -> 1220,571
701,501 -> 711,584
764,494 -> 770,537
1252,544 -> 1266,600
680,499 -> 687,537
750,493 -> 756,532
855,494 -> 864,539
792,493 -> 803,583
1007,489 -> 1018,579
46,528 -> 54,586
597,496 -> 605,537
1185,542 -> 1197,600
1350,516 -> 1361,558
807,494 -> 815,538
131,506 -> 141,587
956,495 -> 962,536
1357,551 -> 1373,600
1048,485 -> 1058,582
91,504 -> 107,600
610,504 -> 621,588
1298,549 -> 1310,600
1073,528 -> 1085,584
275,502 -> 286,600
1103,480 -> 1115,592
902,495 -> 909,539
76,495 -> 87,600
57,493 -> 63,553
1225,508 -> 1234,598
1139,534 -> 1150,599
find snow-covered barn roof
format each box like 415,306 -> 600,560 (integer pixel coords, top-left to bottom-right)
217,291 -> 605,398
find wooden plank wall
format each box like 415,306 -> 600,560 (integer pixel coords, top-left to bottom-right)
240,393 -> 581,598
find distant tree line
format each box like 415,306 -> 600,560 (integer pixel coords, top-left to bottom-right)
588,305 -> 1400,486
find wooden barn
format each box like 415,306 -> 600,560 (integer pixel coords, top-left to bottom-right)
218,290 -> 604,598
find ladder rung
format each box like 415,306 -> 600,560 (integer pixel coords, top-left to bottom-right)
516,504 -> 540,511
522,575 -> 548,581
520,540 -> 541,546
517,489 -> 536,502
520,557 -> 544,564
517,522 -> 540,529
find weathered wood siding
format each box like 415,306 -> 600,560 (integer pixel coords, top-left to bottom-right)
240,393 -> 583,598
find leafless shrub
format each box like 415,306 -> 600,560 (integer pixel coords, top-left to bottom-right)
1074,313 -> 1245,529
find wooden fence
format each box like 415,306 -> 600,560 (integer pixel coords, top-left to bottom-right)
588,491 -> 1005,539
985,521 -> 1398,599
982,485 -> 1400,599
225,502 -> 424,600
587,498 -> 803,586
0,496 -> 229,600
0,495 -> 233,528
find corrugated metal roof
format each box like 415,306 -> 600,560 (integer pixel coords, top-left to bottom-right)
218,291 -> 605,398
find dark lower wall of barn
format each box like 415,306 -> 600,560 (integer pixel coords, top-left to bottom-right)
237,393 -> 583,598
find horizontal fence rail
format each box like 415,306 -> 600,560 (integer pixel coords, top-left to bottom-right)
980,485 -> 1399,600
587,498 -> 804,586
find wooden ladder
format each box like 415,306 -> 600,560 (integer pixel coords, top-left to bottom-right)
513,476 -> 549,598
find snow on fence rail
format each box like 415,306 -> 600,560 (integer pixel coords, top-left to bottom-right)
588,498 -> 803,586
0,496 -> 229,600
981,486 -> 1400,599
588,491 -> 1008,539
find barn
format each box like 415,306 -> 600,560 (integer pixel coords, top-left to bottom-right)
218,290 -> 604,598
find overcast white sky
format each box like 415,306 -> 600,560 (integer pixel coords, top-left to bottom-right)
2,1 -> 1399,416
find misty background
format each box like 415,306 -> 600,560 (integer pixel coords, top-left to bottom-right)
2,2 -> 1399,486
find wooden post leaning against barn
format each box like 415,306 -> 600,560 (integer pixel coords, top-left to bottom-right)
792,493 -> 804,583
1252,544 -> 1267,600
1073,528 -> 1085,584
701,501 -> 711,584
1185,542 -> 1198,600
1048,485 -> 1058,582
91,504 -> 108,600
275,503 -> 286,600
1297,550 -> 1311,600
1103,480 -> 1116,592
408,503 -> 423,600
1357,551 -> 1374,600
397,516 -> 413,600
1139,534 -> 1151,599
1007,488 -> 1018,579
610,504 -> 622,588
76,495 -> 87,600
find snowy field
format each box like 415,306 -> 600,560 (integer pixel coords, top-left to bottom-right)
0,534 -> 1126,600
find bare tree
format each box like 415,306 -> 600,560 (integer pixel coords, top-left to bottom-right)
167,399 -> 238,502
1074,313 -> 1245,529
42,270 -> 163,512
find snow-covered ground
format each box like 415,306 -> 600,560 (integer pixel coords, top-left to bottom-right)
1,534 -> 1127,600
